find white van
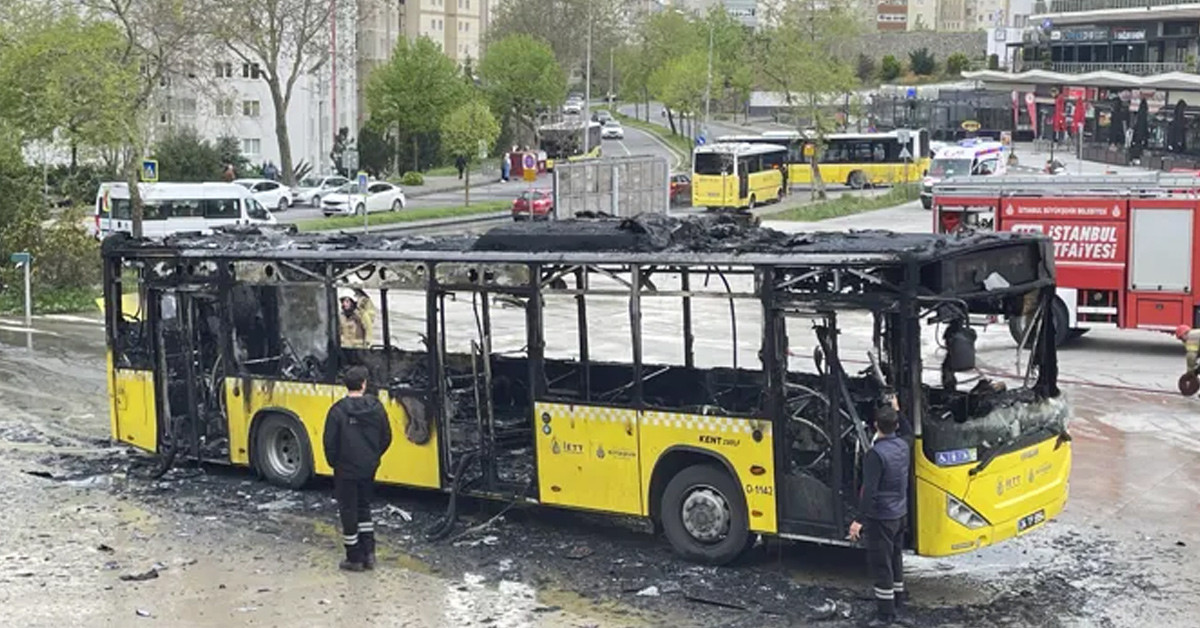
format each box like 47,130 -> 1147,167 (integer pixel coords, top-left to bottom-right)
920,139 -> 1008,209
94,182 -> 276,237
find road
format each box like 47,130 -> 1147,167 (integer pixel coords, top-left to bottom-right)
277,127 -> 680,224
2,202 -> 1198,626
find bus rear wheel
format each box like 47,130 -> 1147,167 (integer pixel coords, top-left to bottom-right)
747,195 -> 757,210
1008,296 -> 1072,348
848,171 -> 867,189
660,464 -> 752,565
254,413 -> 314,489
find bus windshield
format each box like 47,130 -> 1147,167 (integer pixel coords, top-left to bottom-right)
694,152 -> 733,175
929,158 -> 973,178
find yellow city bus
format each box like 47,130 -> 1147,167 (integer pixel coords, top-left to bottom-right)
539,119 -> 602,172
691,142 -> 787,210
101,217 -> 1070,564
717,130 -> 931,189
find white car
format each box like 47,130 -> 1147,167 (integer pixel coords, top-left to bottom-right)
292,175 -> 350,206
321,181 -> 406,216
233,178 -> 293,212
563,101 -> 582,115
601,120 -> 624,140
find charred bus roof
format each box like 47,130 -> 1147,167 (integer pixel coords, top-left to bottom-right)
101,214 -> 1052,270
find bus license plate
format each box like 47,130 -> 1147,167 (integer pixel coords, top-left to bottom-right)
1017,509 -> 1045,533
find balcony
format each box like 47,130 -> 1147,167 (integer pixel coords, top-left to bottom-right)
1049,61 -> 1191,74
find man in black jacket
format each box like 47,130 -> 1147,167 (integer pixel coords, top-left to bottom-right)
849,402 -> 911,627
323,365 -> 393,572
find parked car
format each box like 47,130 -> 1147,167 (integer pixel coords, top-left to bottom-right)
669,173 -> 692,205
601,119 -> 624,140
292,175 -> 350,206
321,181 -> 406,216
512,189 -> 554,221
233,178 -> 293,212
594,109 -> 614,124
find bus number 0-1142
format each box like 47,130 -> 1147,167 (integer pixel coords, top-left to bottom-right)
746,484 -> 773,496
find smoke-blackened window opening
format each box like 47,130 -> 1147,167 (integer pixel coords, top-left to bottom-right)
229,284 -> 330,382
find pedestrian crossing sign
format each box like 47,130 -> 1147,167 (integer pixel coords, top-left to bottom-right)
141,159 -> 159,183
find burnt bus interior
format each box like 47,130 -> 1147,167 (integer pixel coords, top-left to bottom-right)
102,215 -> 1068,541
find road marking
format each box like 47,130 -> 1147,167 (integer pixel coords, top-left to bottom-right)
0,324 -> 61,337
617,139 -> 632,156
628,127 -> 683,171
43,314 -> 104,325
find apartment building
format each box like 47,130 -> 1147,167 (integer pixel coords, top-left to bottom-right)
903,0 -> 1028,31
877,0 -> 909,31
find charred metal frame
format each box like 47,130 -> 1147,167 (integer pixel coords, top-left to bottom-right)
102,232 -> 1059,543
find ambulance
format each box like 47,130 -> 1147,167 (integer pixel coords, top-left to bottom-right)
920,139 -> 1009,209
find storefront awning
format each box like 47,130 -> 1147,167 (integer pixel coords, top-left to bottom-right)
963,70 -> 1200,91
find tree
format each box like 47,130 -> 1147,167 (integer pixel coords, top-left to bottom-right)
946,52 -> 971,76
81,0 -> 208,237
988,53 -> 1000,70
880,55 -> 902,81
649,52 -> 708,137
366,37 -> 467,173
486,0 -> 625,80
215,136 -> 251,176
440,100 -> 500,206
479,34 -> 566,144
855,53 -> 877,84
0,15 -> 139,168
909,48 -> 937,76
757,0 -> 860,199
206,0 -> 341,187
152,127 -> 223,181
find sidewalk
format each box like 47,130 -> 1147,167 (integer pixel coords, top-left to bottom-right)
404,166 -> 503,199
1007,141 -> 1150,176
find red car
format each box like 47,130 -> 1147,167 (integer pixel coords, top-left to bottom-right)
669,173 -> 692,206
512,189 -> 554,220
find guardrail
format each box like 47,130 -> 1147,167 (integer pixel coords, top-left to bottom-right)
1038,0 -> 1200,13
1049,62 -> 1190,75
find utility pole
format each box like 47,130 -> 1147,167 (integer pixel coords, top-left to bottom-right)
330,0 -> 338,170
703,21 -> 714,142
583,15 -> 593,155
609,47 -> 614,106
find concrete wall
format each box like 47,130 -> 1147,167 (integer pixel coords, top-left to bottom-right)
858,31 -> 988,63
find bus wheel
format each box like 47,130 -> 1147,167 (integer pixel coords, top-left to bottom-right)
747,195 -> 757,210
661,464 -> 751,565
1008,296 -> 1072,348
848,171 -> 866,189
254,413 -> 314,489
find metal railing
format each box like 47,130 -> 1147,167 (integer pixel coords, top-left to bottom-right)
1049,61 -> 1191,74
1038,0 -> 1200,13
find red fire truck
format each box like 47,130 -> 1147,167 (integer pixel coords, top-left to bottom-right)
931,174 -> 1198,346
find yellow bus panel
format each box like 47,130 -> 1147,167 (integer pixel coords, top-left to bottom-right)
224,378 -> 441,489
913,434 -> 1071,556
534,402 -> 643,516
639,411 -> 777,535
111,365 -> 157,453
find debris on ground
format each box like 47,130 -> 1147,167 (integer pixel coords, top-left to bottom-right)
384,505 -> 413,522
135,609 -> 152,618
809,598 -> 853,621
96,544 -> 114,553
635,586 -> 660,597
684,592 -> 747,611
119,568 -> 159,582
453,535 -> 499,548
565,545 -> 593,560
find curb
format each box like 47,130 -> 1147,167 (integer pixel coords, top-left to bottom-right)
307,210 -> 510,234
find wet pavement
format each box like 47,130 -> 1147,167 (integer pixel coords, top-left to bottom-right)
3,207 -> 1200,626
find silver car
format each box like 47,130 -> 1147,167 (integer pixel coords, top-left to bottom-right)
292,175 -> 351,207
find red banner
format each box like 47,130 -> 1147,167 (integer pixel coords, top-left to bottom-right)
1025,93 -> 1038,137
1053,92 -> 1066,133
1072,95 -> 1087,131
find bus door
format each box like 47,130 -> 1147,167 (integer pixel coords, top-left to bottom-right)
772,309 -> 872,539
737,158 -> 749,203
148,287 -> 227,461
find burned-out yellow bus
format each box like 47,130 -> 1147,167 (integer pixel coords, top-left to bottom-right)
101,216 -> 1070,564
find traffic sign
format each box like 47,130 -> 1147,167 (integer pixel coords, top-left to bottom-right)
898,147 -> 912,160
523,167 -> 537,183
345,149 -> 359,172
896,129 -> 911,145
522,152 -> 536,171
695,135 -> 706,146
357,171 -> 369,193
140,159 -> 158,183
10,251 -> 30,265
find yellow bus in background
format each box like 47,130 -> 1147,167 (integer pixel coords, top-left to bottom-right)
717,129 -> 931,189
691,142 -> 788,210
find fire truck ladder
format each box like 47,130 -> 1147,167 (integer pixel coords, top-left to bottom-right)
932,173 -> 1200,198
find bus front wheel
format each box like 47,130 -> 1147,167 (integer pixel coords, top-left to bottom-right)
253,413 -> 314,489
747,195 -> 757,210
660,464 -> 752,565
848,171 -> 867,189
1008,296 -> 1073,348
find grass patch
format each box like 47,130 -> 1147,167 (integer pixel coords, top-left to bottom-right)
772,184 -> 921,222
0,285 -> 100,316
605,109 -> 692,167
295,201 -> 510,232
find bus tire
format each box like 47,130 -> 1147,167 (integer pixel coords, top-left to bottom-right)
747,195 -> 757,210
253,413 -> 314,490
660,463 -> 751,565
848,171 -> 866,189
1008,296 -> 1072,348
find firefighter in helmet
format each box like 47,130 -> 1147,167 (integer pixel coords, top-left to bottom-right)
339,287 -> 375,349
1176,325 -> 1200,396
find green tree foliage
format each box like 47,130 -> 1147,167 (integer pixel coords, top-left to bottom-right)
880,54 -> 902,81
367,36 -> 469,172
357,126 -> 396,178
946,52 -> 971,76
152,128 -> 223,181
649,52 -> 708,135
0,15 -> 139,158
757,0 -> 860,198
856,54 -> 877,84
909,47 -> 937,76
440,100 -> 501,206
486,0 -> 625,79
479,34 -> 566,140
988,54 -> 1000,70
214,136 -> 251,175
